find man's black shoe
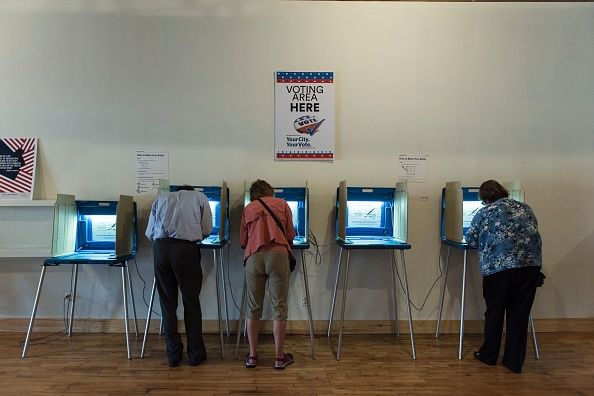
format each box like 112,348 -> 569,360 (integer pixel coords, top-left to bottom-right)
189,353 -> 207,366
168,342 -> 183,367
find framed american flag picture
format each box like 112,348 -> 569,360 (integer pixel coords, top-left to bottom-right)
0,137 -> 37,199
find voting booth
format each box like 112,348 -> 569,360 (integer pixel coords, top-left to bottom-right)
435,180 -> 539,360
235,181 -> 316,359
22,194 -> 138,359
328,180 -> 416,360
141,181 -> 230,359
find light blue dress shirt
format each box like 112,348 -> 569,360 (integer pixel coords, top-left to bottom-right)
466,198 -> 542,277
145,190 -> 212,242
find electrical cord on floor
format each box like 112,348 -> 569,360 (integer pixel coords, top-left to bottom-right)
18,267 -> 73,346
133,258 -> 161,317
308,229 -> 334,266
225,245 -> 242,312
393,243 -> 444,312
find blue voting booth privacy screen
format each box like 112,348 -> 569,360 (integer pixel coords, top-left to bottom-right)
441,185 -> 482,243
441,180 -> 525,244
243,181 -> 309,246
273,187 -> 308,245
49,195 -> 137,261
336,181 -> 408,245
343,188 -> 394,237
77,201 -> 119,251
169,183 -> 230,243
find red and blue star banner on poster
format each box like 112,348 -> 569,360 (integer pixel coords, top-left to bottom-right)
274,71 -> 335,161
0,137 -> 37,199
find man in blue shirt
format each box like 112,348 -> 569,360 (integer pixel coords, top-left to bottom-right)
466,180 -> 543,374
146,185 -> 212,367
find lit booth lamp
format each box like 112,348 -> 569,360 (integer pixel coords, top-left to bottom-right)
327,180 -> 416,360
141,180 -> 230,359
235,181 -> 315,359
435,180 -> 539,360
22,194 -> 138,359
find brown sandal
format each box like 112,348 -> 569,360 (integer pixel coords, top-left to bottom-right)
274,353 -> 294,370
244,353 -> 257,368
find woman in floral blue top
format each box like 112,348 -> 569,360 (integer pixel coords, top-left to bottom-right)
466,180 -> 543,373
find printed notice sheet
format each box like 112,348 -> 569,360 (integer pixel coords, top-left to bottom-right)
136,150 -> 169,196
398,153 -> 430,183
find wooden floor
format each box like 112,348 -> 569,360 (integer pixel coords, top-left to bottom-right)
2,332 -> 594,395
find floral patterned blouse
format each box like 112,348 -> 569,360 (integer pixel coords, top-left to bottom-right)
466,198 -> 542,277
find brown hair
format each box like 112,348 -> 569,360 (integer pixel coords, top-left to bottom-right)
479,180 -> 509,204
249,179 -> 274,201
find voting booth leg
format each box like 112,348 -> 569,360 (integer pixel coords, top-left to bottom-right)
67,264 -> 79,337
530,314 -> 540,359
125,264 -> 139,338
121,265 -> 131,359
221,245 -> 230,337
159,316 -> 163,335
336,250 -> 351,361
214,251 -> 225,358
327,247 -> 344,338
141,276 -> 157,359
398,250 -> 417,360
21,265 -> 47,358
234,277 -> 248,359
301,249 -> 316,359
458,251 -> 468,360
435,245 -> 451,338
389,250 -> 400,337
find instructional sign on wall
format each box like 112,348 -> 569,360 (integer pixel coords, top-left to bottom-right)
398,153 -> 430,183
0,137 -> 37,199
274,71 -> 335,160
136,150 -> 169,196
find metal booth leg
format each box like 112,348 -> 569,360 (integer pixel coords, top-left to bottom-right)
234,276 -> 247,359
22,265 -> 47,358
141,275 -> 157,358
327,247 -> 344,338
121,265 -> 131,359
125,263 -> 139,338
530,314 -> 540,359
214,250 -> 225,358
336,250 -> 351,361
436,245 -> 451,338
398,250 -> 417,360
389,250 -> 400,337
458,250 -> 468,360
67,264 -> 79,337
301,250 -> 316,359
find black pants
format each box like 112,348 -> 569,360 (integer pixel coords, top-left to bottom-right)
479,266 -> 540,373
153,238 -> 206,364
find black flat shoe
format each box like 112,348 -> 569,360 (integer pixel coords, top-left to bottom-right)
473,351 -> 496,366
169,360 -> 181,368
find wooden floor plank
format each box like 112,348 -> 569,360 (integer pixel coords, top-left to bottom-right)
2,332 -> 593,395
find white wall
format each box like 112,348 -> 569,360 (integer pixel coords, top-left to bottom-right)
0,0 -> 593,324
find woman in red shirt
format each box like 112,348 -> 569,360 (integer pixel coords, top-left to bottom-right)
240,180 -> 295,370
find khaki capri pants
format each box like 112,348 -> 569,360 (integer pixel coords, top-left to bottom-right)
245,251 -> 290,321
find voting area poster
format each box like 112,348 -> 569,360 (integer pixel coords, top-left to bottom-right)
274,71 -> 335,160
0,137 -> 37,199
